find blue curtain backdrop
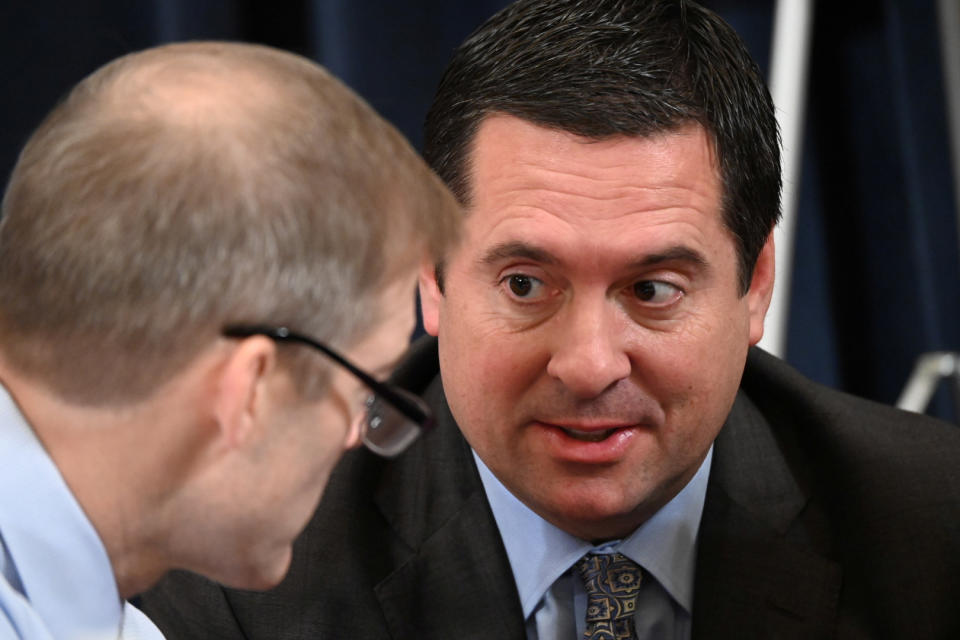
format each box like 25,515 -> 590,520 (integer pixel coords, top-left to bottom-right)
2,0 -> 957,421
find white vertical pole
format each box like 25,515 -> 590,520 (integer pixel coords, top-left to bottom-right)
936,0 -> 960,256
758,0 -> 815,358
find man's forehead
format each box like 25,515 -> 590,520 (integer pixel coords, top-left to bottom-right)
461,117 -> 721,230
463,116 -> 721,207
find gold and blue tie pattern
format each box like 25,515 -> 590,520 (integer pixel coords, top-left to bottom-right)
575,552 -> 642,640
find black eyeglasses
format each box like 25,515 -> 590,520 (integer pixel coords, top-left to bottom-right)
221,325 -> 432,457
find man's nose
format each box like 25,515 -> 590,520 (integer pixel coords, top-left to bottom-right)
545,297 -> 631,398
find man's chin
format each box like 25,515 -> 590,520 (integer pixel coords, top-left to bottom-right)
521,479 -> 671,541
556,515 -> 648,543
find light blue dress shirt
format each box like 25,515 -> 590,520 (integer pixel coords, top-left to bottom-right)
475,446 -> 712,640
0,384 -> 164,639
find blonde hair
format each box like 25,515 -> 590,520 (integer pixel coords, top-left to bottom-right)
0,42 -> 459,403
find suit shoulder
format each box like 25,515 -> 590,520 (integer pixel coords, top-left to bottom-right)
741,347 -> 959,447
739,348 -> 960,516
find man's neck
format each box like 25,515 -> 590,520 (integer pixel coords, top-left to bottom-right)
0,366 -> 201,598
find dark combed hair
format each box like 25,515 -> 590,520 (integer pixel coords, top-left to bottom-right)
424,0 -> 781,292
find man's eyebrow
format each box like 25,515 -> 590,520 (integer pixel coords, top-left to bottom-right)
629,246 -> 709,271
480,241 -> 558,266
479,241 -> 709,272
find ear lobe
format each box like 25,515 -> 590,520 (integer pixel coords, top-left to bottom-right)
747,232 -> 776,346
418,257 -> 442,337
213,336 -> 278,449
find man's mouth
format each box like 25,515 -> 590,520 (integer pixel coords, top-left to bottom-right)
560,427 -> 618,442
536,420 -> 641,463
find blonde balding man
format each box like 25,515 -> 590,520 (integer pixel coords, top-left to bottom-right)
0,41 -> 459,639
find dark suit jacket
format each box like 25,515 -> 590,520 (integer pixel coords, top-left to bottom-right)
139,338 -> 960,639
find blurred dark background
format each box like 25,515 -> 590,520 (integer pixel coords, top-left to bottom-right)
1,0 -> 957,422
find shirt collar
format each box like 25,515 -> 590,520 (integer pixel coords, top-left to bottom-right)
475,445 -> 712,618
0,383 -> 125,639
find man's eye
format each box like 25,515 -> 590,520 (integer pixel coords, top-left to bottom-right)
503,273 -> 544,299
632,280 -> 682,305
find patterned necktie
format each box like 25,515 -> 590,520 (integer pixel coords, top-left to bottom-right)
575,552 -> 643,640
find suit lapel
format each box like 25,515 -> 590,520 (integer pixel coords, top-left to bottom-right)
372,375 -> 526,640
374,489 -> 526,639
692,393 -> 841,639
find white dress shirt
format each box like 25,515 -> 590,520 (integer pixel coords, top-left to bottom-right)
0,384 -> 164,639
475,446 -> 712,640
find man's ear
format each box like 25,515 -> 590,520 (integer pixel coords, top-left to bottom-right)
418,257 -> 442,337
747,231 -> 776,346
213,336 -> 278,449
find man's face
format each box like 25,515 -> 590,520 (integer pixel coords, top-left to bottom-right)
420,115 -> 773,541
211,272 -> 419,589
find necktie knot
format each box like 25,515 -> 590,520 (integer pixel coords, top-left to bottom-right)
575,552 -> 642,640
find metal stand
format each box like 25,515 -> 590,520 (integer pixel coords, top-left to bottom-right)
759,0 -> 814,358
896,352 -> 960,422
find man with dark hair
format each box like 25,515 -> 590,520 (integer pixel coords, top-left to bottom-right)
0,41 -> 460,639
141,1 -> 960,638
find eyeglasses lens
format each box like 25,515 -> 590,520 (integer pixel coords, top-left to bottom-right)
362,389 -> 427,457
